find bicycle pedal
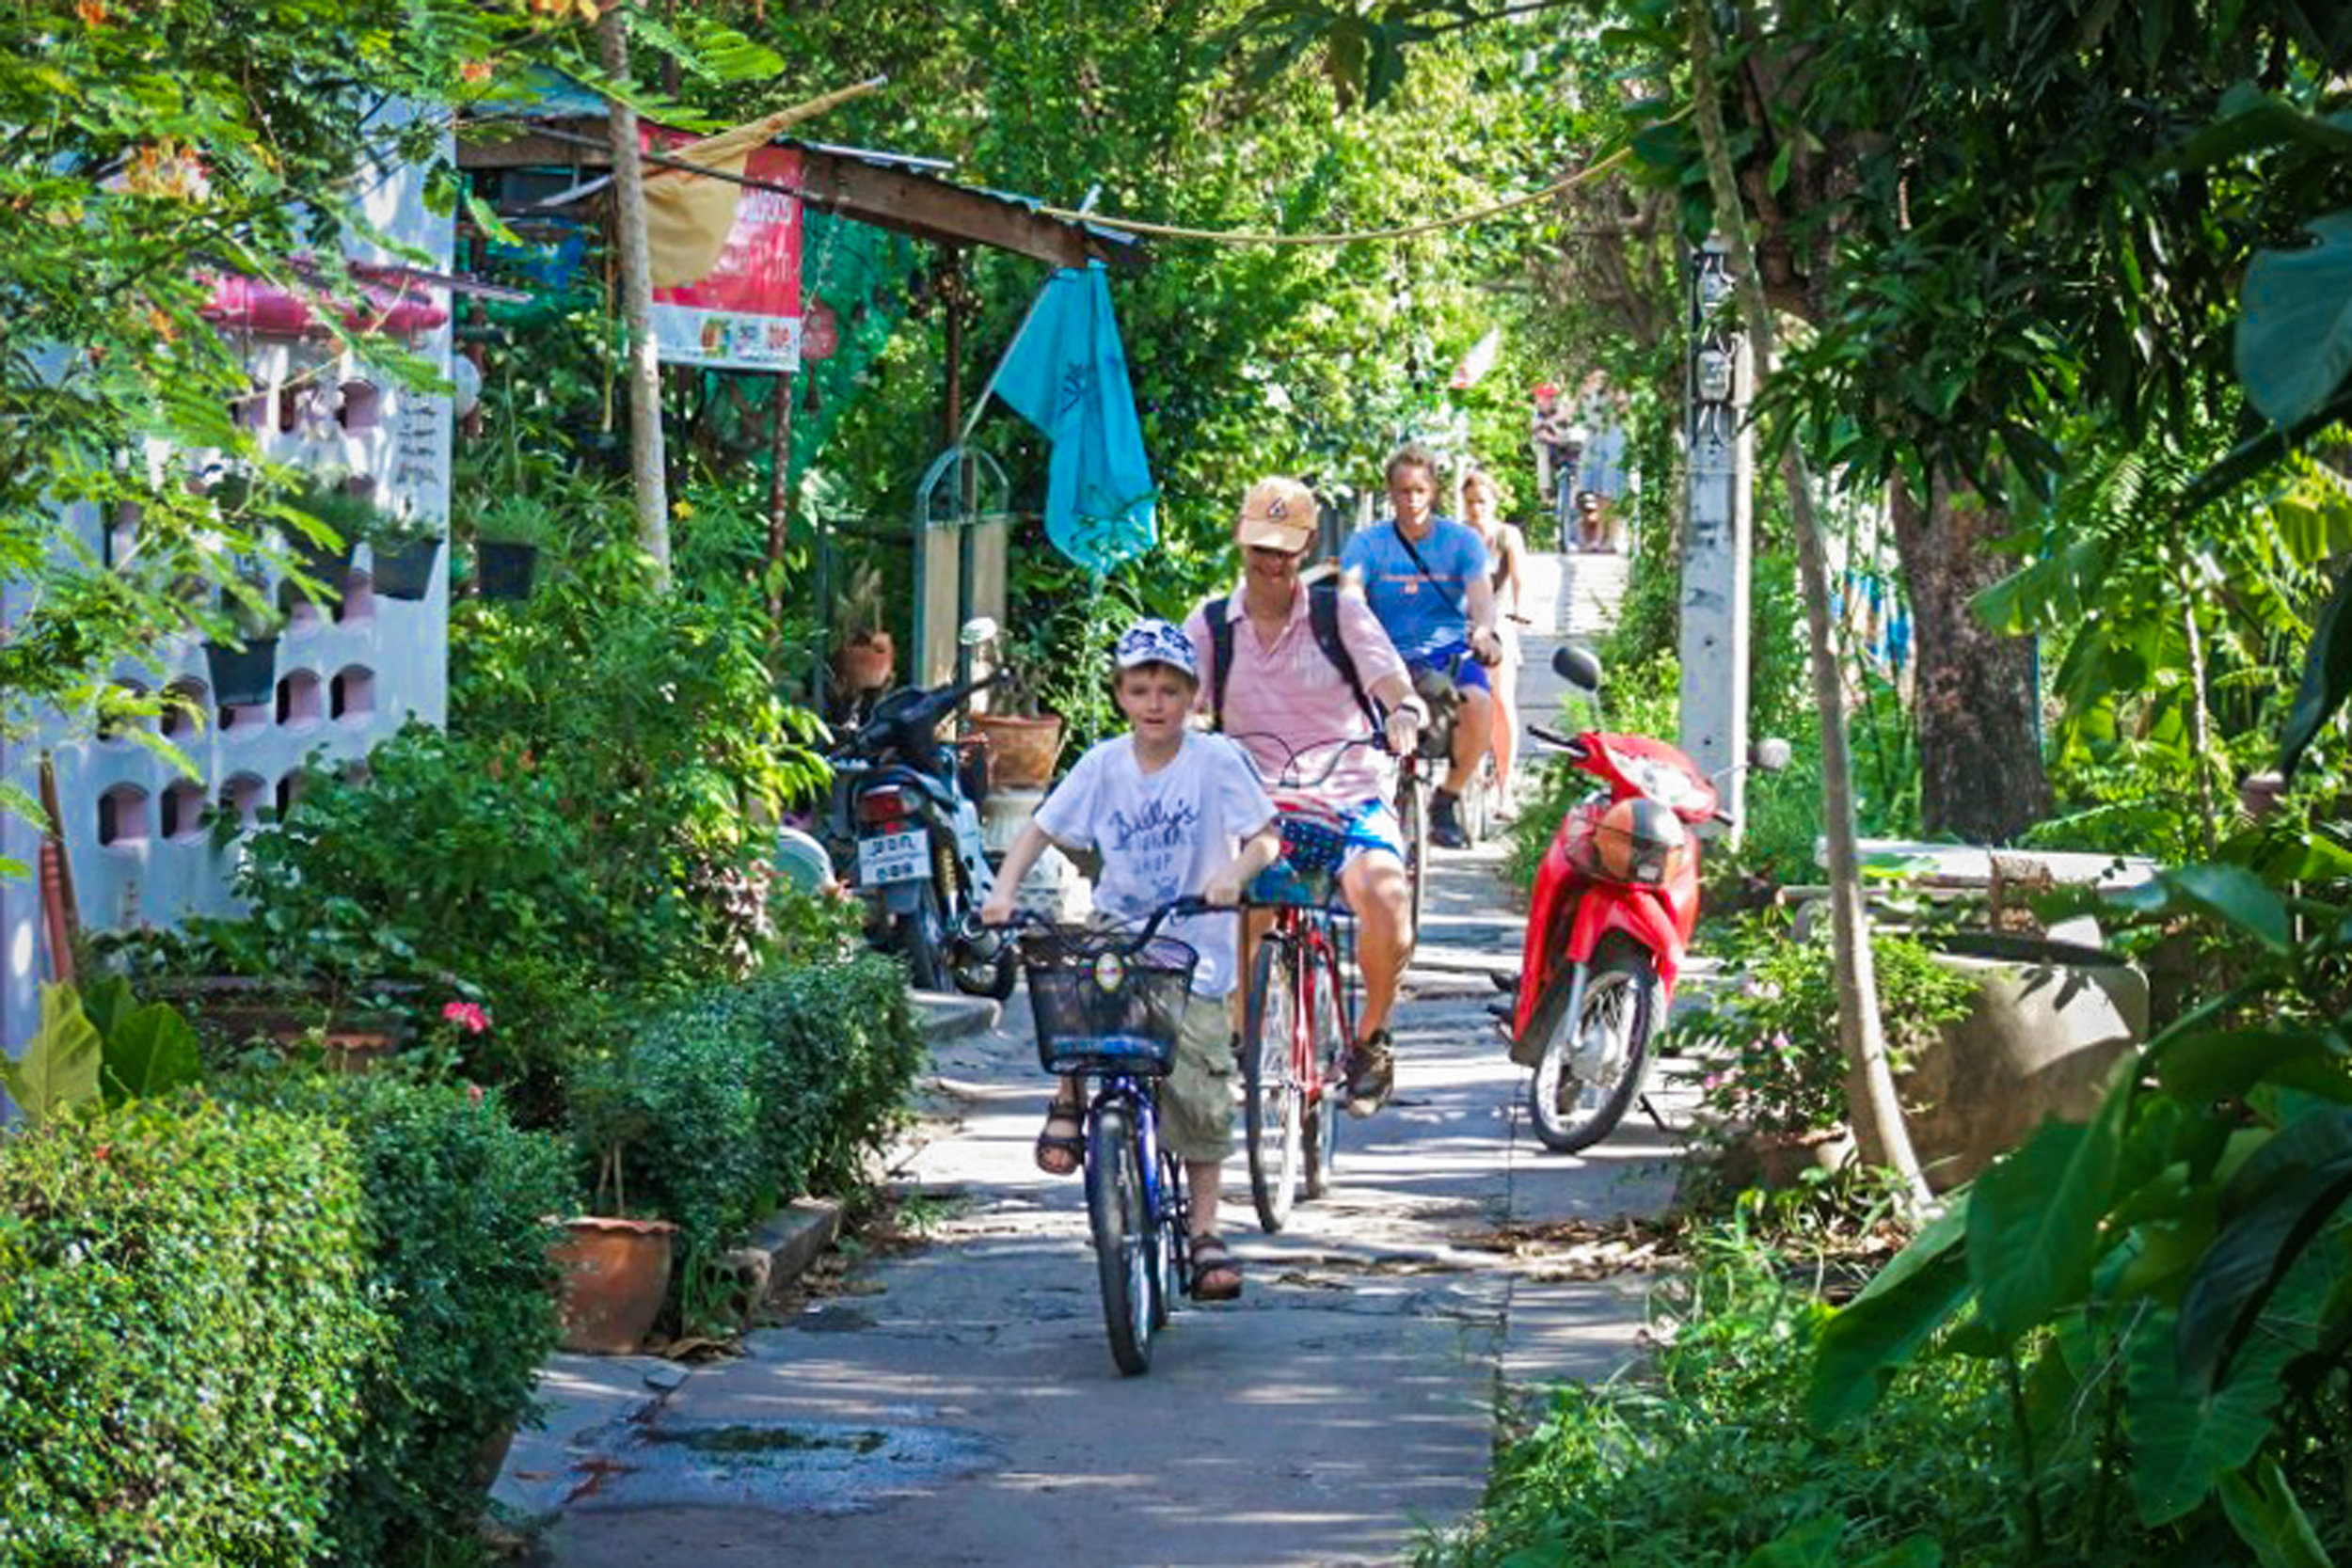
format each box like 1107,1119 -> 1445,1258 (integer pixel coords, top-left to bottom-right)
1483,1001 -> 1513,1022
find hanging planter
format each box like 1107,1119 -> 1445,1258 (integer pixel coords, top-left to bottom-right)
371,538 -> 441,602
476,542 -> 537,601
203,636 -> 279,708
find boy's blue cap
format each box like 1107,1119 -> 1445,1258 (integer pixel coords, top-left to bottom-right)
1114,619 -> 1198,680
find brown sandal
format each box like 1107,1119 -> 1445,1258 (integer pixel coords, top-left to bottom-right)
1035,1094 -> 1084,1176
1190,1234 -> 1243,1302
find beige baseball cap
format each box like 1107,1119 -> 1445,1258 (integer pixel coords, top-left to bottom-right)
1235,477 -> 1317,553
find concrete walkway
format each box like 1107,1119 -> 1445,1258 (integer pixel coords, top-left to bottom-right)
516,553 -> 1685,1566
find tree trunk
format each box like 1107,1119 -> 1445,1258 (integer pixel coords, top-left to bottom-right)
598,2 -> 672,588
1886,471 -> 2051,842
1688,0 -> 1930,1208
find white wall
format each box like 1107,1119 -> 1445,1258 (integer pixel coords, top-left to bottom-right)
1,110 -> 456,1090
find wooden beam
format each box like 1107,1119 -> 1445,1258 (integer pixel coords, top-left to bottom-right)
458,119 -> 1140,270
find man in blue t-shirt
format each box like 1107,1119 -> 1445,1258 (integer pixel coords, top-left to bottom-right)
1341,444 -> 1502,848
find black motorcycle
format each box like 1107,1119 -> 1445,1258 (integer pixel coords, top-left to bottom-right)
824,672 -> 1017,999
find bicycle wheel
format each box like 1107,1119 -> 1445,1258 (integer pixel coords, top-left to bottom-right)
1524,940 -> 1660,1154
1241,935 -> 1305,1233
1150,1143 -> 1186,1330
1397,770 -> 1428,937
1301,930 -> 1348,1200
1086,1103 -> 1154,1374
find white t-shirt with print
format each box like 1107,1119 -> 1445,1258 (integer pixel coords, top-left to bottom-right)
1033,731 -> 1275,998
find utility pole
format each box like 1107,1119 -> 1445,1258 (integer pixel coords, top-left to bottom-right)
598,0 -> 672,587
1680,234 -> 1754,837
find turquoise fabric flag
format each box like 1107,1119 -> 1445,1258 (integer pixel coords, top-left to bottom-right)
989,261 -> 1157,571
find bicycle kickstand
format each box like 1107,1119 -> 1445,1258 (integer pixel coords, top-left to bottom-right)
1637,1093 -> 1669,1136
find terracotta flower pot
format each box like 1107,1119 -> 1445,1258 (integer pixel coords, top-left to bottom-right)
550,1215 -> 675,1354
834,633 -> 894,693
972,712 -> 1064,789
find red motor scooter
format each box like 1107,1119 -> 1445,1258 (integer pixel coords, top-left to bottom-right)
1503,645 -> 1786,1152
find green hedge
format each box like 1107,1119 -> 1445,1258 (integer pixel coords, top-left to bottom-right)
0,1077 -> 575,1568
247,1074 -> 575,1567
0,1097 -> 380,1566
589,954 -> 927,1267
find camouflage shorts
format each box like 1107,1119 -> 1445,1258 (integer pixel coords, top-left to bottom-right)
1158,994 -> 1236,1164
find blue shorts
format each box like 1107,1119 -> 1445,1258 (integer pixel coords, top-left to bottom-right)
1410,639 -> 1492,695
1337,798 -> 1406,871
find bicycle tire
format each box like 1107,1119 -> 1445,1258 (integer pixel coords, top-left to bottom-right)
1524,940 -> 1659,1154
1087,1103 -> 1154,1374
1398,770 -> 1428,938
1151,1144 -> 1185,1330
1242,936 -> 1305,1233
1302,929 -> 1348,1200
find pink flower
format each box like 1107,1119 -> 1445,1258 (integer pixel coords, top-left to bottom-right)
442,1001 -> 490,1034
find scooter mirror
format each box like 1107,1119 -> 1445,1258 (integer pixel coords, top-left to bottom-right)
1551,642 -> 1603,691
1754,736 -> 1793,773
958,616 -> 1000,648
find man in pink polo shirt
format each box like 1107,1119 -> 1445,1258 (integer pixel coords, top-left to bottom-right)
1184,478 -> 1427,1116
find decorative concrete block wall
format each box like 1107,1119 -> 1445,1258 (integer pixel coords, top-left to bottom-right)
1,113 -> 455,1079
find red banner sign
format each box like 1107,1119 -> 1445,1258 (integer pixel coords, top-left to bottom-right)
646,141 -> 803,373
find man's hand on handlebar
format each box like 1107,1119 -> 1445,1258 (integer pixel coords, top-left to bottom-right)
1201,869 -> 1246,908
1469,625 -> 1503,668
977,894 -> 1018,927
1384,701 -> 1424,756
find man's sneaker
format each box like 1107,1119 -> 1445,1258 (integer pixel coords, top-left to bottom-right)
1430,790 -> 1470,849
1344,1030 -> 1395,1117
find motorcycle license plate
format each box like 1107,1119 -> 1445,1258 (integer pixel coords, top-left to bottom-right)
857,829 -> 929,886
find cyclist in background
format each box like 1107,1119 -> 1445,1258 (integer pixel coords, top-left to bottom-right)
981,620 -> 1279,1302
1342,444 -> 1502,851
1184,478 -> 1426,1118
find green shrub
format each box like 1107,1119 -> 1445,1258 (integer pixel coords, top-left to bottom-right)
570,955 -> 927,1324
238,1073 -> 575,1567
1423,1233 -> 2026,1568
0,1097 -> 381,1567
729,955 -> 926,1197
1670,910 -> 1979,1140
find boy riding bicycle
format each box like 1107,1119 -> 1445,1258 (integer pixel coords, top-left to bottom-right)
981,619 -> 1280,1302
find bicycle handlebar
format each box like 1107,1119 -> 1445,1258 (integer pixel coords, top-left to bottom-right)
1224,731 -> 1393,790
972,894 -> 1216,951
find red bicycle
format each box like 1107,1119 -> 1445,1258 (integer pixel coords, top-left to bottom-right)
1232,736 -> 1377,1232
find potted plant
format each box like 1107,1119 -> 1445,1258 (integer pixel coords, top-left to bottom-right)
550,1056 -> 675,1354
970,619 -> 1063,790
831,562 -> 896,696
202,565 -> 286,707
281,471 -> 376,580
471,494 -> 554,601
365,507 -> 444,602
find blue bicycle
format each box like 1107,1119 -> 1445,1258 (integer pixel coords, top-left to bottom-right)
1008,896 -> 1209,1376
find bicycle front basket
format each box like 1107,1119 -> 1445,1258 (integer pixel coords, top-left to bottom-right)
1023,926 -> 1199,1074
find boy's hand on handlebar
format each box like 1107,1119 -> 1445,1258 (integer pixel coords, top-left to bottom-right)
977,894 -> 1017,927
1201,869 -> 1245,908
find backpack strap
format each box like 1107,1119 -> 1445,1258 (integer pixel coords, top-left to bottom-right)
1308,582 -> 1377,730
1205,595 -> 1234,730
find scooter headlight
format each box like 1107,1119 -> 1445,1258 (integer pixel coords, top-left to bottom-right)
1593,797 -> 1689,886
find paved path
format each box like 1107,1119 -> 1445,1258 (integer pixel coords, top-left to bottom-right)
524,554 -> 1687,1566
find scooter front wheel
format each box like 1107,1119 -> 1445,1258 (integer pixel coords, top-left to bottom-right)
1524,942 -> 1659,1153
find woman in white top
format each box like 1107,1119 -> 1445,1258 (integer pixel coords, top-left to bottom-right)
1460,467 -> 1526,811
